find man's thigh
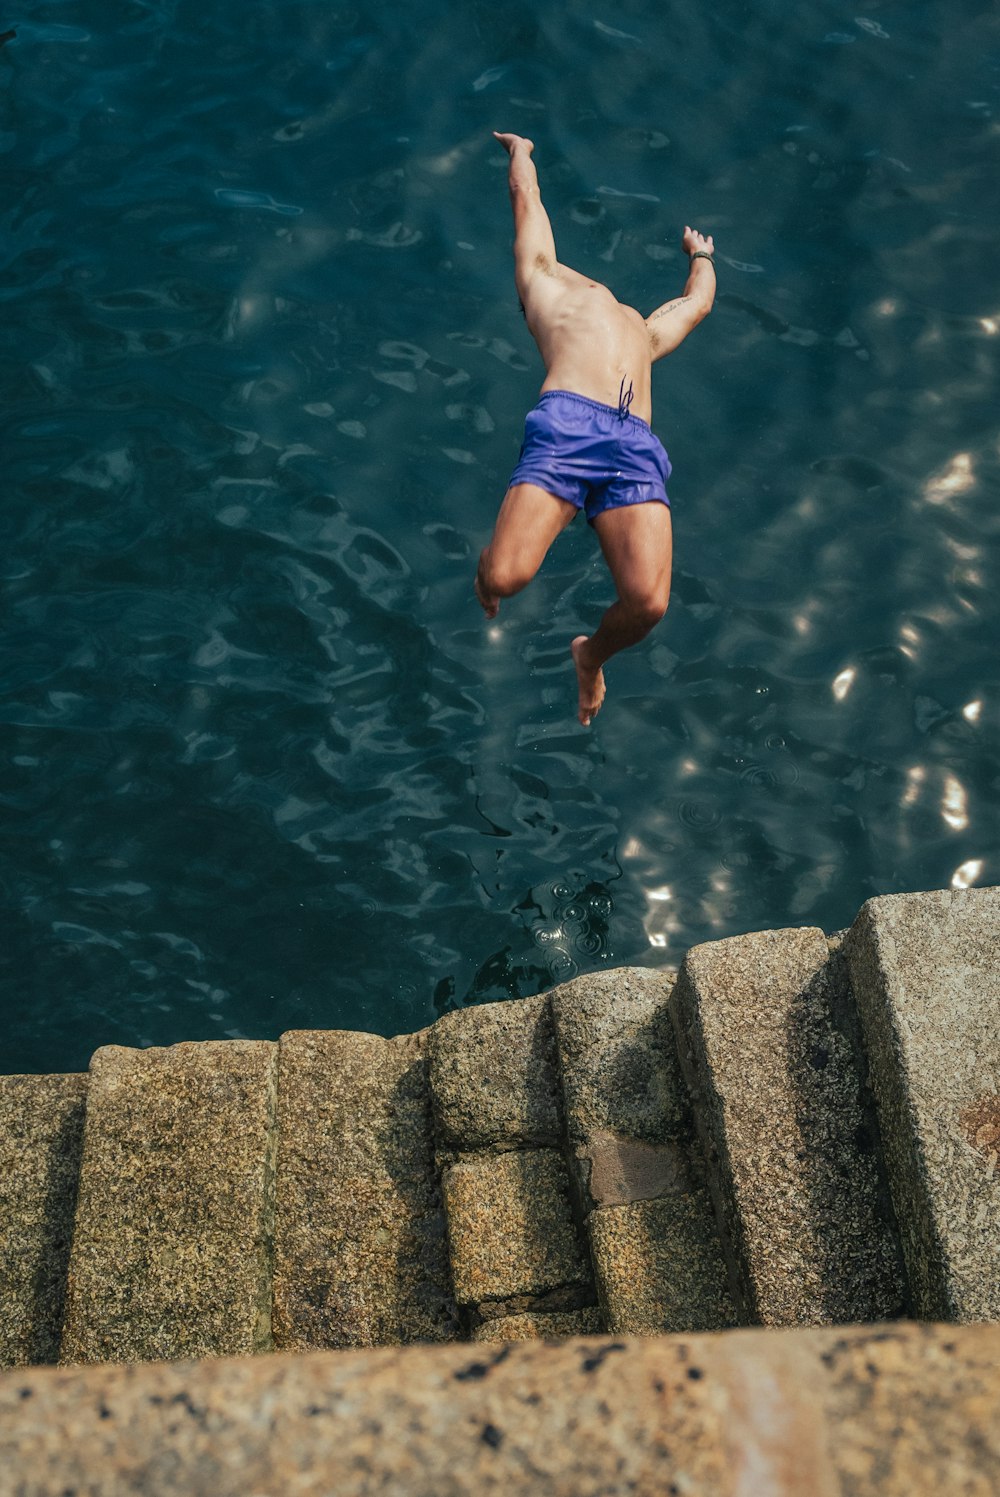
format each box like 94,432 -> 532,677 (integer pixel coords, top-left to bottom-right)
488,482 -> 578,575
592,502 -> 673,605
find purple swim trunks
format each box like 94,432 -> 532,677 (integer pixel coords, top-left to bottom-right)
507,388 -> 671,524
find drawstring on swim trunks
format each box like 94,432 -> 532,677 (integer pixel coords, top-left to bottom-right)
617,377 -> 634,421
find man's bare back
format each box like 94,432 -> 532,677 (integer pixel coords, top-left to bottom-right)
526,265 -> 656,421
477,132 -> 716,725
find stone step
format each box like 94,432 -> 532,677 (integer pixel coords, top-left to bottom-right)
3,1322 -> 998,1495
4,883 -> 998,1373
0,1074 -> 87,1368
429,993 -> 563,1156
272,1028 -> 458,1350
671,926 -> 908,1325
844,887 -> 1000,1321
471,1308 -> 603,1343
60,1041 -> 278,1365
428,995 -> 597,1336
549,968 -> 736,1334
440,1148 -> 592,1319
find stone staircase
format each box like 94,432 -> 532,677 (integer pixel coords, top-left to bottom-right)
2,886 -> 999,1375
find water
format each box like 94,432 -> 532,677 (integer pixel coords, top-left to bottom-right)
2,2 -> 998,1075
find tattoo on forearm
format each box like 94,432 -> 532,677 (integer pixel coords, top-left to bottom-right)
648,296 -> 691,322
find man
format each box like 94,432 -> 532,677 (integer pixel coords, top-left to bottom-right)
476,131 -> 716,726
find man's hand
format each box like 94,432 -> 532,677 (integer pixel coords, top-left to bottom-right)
494,131 -> 534,157
682,225 -> 715,257
645,225 -> 717,360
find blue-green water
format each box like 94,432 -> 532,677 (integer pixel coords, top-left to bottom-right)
3,3 -> 998,1074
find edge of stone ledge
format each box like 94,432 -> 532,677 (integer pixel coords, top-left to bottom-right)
4,1323 -> 1000,1497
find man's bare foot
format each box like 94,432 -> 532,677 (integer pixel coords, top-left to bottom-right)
572,635 -> 606,727
475,570 -> 499,619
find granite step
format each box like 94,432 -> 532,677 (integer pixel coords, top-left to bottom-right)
3,883 -> 998,1374
844,887 -> 1000,1321
3,1322 -> 999,1495
671,925 -> 909,1325
470,1308 -> 604,1343
428,995 -> 598,1338
272,1028 -> 458,1350
60,1041 -> 278,1365
0,1074 -> 87,1368
549,968 -> 736,1335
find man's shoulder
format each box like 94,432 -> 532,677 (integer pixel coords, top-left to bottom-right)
619,300 -> 647,324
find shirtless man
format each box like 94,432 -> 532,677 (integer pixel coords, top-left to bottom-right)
476,131 -> 716,726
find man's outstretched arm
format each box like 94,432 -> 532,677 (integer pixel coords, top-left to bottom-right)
493,131 -> 558,302
645,227 -> 717,361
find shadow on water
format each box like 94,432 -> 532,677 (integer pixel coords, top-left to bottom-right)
435,873 -> 628,1014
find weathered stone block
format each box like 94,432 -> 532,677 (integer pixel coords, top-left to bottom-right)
551,968 -> 735,1332
551,968 -> 697,1221
590,1194 -> 737,1335
550,968 -> 685,1146
3,1323 -> 1000,1494
471,1308 -> 604,1342
428,995 -> 561,1151
845,886 -> 1000,1321
273,1029 -> 457,1350
60,1041 -> 277,1364
441,1149 -> 590,1306
672,927 -> 907,1325
0,1074 -> 87,1368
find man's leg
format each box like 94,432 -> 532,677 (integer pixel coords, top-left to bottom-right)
476,482 -> 577,619
571,502 -> 673,725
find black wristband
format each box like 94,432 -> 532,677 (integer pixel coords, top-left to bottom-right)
690,250 -> 716,267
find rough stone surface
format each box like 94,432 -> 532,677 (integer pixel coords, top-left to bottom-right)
672,927 -> 907,1325
471,1308 -> 604,1342
441,1149 -> 591,1306
2,1323 -> 999,1495
273,1029 -> 458,1350
579,1133 -> 689,1208
429,995 -> 561,1151
550,968 -> 686,1148
0,1074 -> 87,1368
590,1196 -> 737,1335
60,1042 -> 278,1365
550,968 -> 735,1331
811,1322 -> 1000,1492
845,886 -> 1000,1320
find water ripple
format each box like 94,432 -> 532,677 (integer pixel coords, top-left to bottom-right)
3,0 -> 999,1072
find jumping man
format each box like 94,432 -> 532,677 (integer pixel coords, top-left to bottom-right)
476,131 -> 716,726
